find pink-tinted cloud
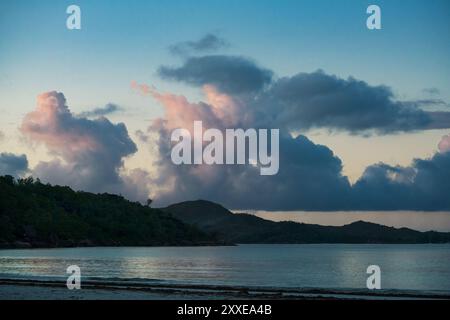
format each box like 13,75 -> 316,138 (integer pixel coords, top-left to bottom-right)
21,92 -> 99,161
438,134 -> 450,153
131,81 -> 246,132
133,66 -> 450,210
20,91 -> 150,202
132,81 -> 352,210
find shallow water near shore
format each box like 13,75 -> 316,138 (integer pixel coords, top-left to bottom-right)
1,244 -> 449,293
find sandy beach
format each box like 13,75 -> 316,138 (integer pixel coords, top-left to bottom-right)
1,279 -> 449,300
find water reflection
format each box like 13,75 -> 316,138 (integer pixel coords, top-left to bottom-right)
0,244 -> 449,291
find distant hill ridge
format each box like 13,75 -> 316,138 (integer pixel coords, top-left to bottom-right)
163,200 -> 450,244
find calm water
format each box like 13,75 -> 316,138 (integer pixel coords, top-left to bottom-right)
1,244 -> 450,292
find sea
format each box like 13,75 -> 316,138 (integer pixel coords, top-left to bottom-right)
1,244 -> 450,293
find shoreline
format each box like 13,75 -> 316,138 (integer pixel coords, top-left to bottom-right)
1,279 -> 449,300
2,242 -> 450,251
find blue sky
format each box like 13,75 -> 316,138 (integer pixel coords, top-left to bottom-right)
1,0 -> 449,110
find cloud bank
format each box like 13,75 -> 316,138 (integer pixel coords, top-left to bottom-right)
6,40 -> 449,211
134,45 -> 450,210
138,78 -> 450,210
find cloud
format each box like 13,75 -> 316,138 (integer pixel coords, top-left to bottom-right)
13,49 -> 450,211
150,126 -> 352,210
158,55 -> 273,94
255,70 -> 450,134
424,112 -> 450,129
78,103 -> 121,118
169,34 -> 229,56
135,51 -> 450,210
136,84 -> 351,210
0,131 -> 4,141
423,87 -> 440,96
353,150 -> 450,210
0,153 -> 28,177
409,99 -> 449,108
146,84 -> 450,210
158,55 -> 450,133
438,134 -> 450,153
20,91 -> 150,202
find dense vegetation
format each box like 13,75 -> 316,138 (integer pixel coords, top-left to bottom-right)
0,176 -> 218,248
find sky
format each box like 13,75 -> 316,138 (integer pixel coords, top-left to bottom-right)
1,0 -> 450,226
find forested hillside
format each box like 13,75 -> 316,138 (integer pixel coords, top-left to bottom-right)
0,176 -> 218,248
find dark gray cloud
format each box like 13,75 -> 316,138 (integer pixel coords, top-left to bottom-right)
78,103 -> 121,118
409,99 -> 449,108
158,55 -> 273,94
255,70 -> 450,134
0,153 -> 28,177
150,113 -> 450,210
424,112 -> 450,129
158,56 -> 450,133
423,87 -> 440,96
149,119 -> 352,210
145,54 -> 450,210
353,150 -> 450,210
169,34 -> 229,56
21,91 -> 151,202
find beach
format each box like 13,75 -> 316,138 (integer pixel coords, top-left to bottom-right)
1,278 -> 449,300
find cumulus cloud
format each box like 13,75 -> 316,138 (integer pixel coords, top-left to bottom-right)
169,33 -> 229,56
0,153 -> 28,177
145,84 -> 450,210
150,126 -> 351,210
158,55 -> 273,94
132,83 -> 351,210
423,87 -> 440,96
353,150 -> 450,210
438,134 -> 450,153
13,49 -> 450,211
252,70 -> 450,134
132,51 -> 450,210
78,103 -> 121,118
158,55 -> 450,134
20,91 -> 150,202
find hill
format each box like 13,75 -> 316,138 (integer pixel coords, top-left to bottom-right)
163,200 -> 450,244
0,176 -> 219,248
